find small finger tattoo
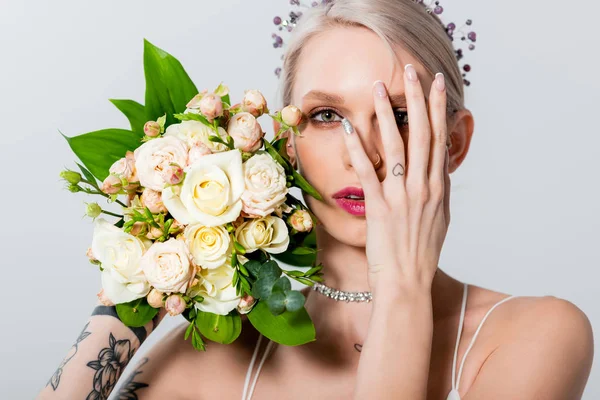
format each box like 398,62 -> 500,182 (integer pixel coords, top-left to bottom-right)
354,343 -> 363,352
392,163 -> 405,176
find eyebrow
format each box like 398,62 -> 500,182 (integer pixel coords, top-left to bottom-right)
302,90 -> 413,107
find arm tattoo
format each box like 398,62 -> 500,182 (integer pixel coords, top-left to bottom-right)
86,332 -> 135,400
92,305 -> 148,344
392,163 -> 405,177
46,322 -> 92,390
354,343 -> 363,353
116,357 -> 150,400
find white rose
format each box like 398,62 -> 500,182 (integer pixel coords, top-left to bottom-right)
162,149 -> 244,227
91,218 -> 151,304
134,136 -> 188,192
140,238 -> 195,294
164,120 -> 228,154
189,262 -> 241,316
234,215 -> 290,254
241,152 -> 288,217
184,223 -> 233,269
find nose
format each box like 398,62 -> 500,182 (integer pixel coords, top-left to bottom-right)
341,116 -> 386,182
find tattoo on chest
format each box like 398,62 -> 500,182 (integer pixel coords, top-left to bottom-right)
117,357 -> 150,399
354,343 -> 363,352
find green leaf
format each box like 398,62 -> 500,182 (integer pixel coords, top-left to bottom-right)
291,168 -> 323,201
244,260 -> 262,278
184,321 -> 194,340
75,162 -> 99,189
116,298 -> 159,328
61,128 -> 142,181
271,249 -> 316,267
273,276 -> 291,293
195,310 -> 242,344
258,260 -> 282,281
253,276 -> 276,299
173,112 -> 212,127
263,140 -> 292,174
247,300 -> 316,346
109,99 -> 146,137
267,292 -> 286,315
285,290 -> 305,312
143,39 -> 198,127
290,246 -> 317,256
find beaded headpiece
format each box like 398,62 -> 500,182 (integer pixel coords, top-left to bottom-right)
272,0 -> 476,86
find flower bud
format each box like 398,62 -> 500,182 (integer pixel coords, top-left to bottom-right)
85,202 -> 102,219
188,142 -> 212,165
67,184 -> 81,193
130,221 -> 147,236
186,89 -> 209,109
281,105 -> 303,127
140,188 -> 168,214
101,174 -> 122,195
199,93 -> 224,121
227,112 -> 264,153
160,163 -> 184,185
147,288 -> 165,308
97,289 -> 115,307
288,209 -> 313,232
60,170 -> 82,185
236,293 -> 257,314
241,89 -> 268,118
145,226 -> 164,240
144,121 -> 161,137
165,294 -> 186,316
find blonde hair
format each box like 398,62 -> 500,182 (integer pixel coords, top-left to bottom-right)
277,0 -> 465,113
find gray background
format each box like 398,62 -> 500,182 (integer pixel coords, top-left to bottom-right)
1,0 -> 598,398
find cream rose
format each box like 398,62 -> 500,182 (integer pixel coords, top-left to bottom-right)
227,112 -> 264,153
241,152 -> 288,217
140,238 -> 195,294
164,120 -> 228,154
184,223 -> 233,269
91,218 -> 151,304
188,262 -> 241,316
234,215 -> 290,254
162,149 -> 244,227
134,136 -> 188,192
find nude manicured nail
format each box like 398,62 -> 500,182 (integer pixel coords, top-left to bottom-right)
435,72 -> 446,92
405,64 -> 418,82
373,80 -> 387,98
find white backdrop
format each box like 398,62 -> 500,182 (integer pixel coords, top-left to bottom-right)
0,0 -> 598,398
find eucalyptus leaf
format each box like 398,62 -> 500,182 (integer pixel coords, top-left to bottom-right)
243,260 -> 262,278
258,260 -> 282,281
247,300 -> 315,346
195,311 -> 242,344
253,276 -> 277,299
267,292 -> 286,315
284,290 -> 305,312
116,298 -> 158,328
109,99 -> 146,137
273,276 -> 292,293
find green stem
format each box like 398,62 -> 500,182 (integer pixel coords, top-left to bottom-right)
101,210 -> 123,218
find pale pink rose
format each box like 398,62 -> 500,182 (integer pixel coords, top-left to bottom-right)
227,112 -> 264,153
241,89 -> 268,118
199,93 -> 224,121
133,136 -> 189,192
140,188 -> 168,214
147,288 -> 165,308
281,105 -> 303,127
101,174 -> 122,194
160,163 -> 184,185
140,238 -> 194,294
144,121 -> 161,137
165,294 -> 186,316
288,209 -> 313,232
97,289 -> 115,307
188,142 -> 212,166
241,153 -> 288,217
236,293 -> 257,315
186,89 -> 208,109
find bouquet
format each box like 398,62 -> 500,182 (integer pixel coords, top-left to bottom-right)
59,39 -> 324,351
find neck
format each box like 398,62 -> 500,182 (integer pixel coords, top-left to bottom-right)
300,223 -> 463,363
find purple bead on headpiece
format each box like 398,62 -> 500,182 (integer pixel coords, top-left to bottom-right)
271,0 -> 476,86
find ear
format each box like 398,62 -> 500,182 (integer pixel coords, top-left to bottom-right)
447,109 -> 474,173
273,119 -> 297,168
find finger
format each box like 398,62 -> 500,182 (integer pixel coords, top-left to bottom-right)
403,63 -> 431,185
340,117 -> 386,212
428,72 -> 448,195
373,80 -> 407,191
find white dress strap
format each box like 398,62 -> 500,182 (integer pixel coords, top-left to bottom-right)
447,283 -> 519,400
241,333 -> 275,400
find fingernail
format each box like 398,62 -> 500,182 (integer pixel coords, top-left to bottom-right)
341,118 -> 354,135
405,64 -> 418,82
435,72 -> 446,92
373,80 -> 387,98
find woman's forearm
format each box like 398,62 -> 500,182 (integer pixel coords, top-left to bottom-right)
353,287 -> 434,400
37,304 -> 155,400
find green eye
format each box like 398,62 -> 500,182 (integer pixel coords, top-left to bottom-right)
311,109 -> 341,123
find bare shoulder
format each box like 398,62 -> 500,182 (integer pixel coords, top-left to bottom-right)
121,316 -> 261,399
462,284 -> 594,398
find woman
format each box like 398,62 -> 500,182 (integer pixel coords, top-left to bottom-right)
37,0 -> 594,399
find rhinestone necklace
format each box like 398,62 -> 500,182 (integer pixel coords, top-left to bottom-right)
311,282 -> 373,303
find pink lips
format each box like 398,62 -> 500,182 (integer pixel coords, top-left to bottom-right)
332,187 -> 365,216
